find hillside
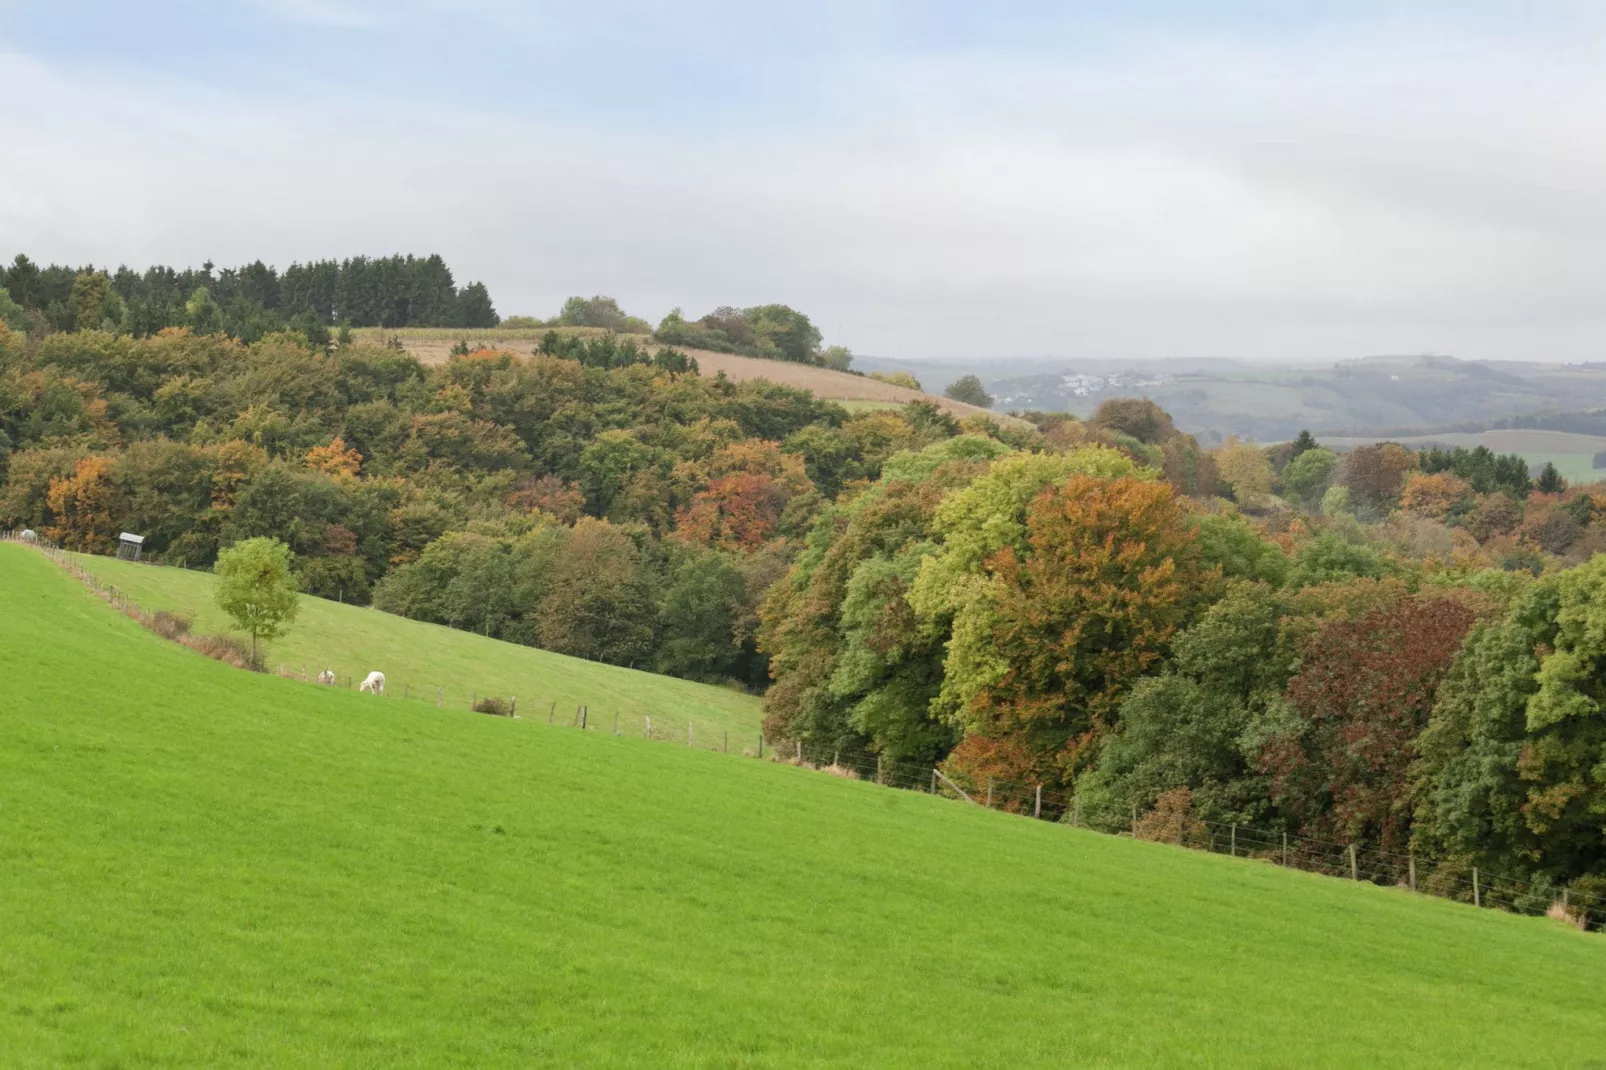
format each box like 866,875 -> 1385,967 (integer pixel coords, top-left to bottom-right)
859,354 -> 1606,444
4,542 -> 1605,1066
355,326 -> 1017,425
1323,428 -> 1606,486
72,552 -> 764,747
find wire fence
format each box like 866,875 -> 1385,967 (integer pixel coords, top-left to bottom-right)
8,530 -> 1602,932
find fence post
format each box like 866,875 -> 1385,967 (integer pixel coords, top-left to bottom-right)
931,769 -> 938,794
509,695 -> 516,717
1131,804 -> 1138,838
724,731 -> 729,753
472,691 -> 477,710
1473,866 -> 1481,908
1036,785 -> 1043,820
1349,844 -> 1358,881
1230,824 -> 1237,858
1408,851 -> 1417,891
1282,832 -> 1288,867
986,778 -> 994,808
757,733 -> 763,758
581,706 -> 588,730
645,715 -> 652,738
688,722 -> 693,747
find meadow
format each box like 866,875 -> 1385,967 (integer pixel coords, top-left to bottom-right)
1324,428 -> 1606,485
71,552 -> 765,750
3,542 -> 1605,1066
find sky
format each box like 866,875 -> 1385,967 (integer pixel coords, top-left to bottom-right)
1,1 -> 1603,362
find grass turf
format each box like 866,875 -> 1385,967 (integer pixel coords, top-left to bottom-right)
69,551 -> 763,749
3,542 -> 1605,1066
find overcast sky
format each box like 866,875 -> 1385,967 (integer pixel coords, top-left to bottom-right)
2,2 -> 1603,361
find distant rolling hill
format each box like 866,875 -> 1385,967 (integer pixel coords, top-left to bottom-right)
859,354 -> 1606,445
356,327 -> 1017,426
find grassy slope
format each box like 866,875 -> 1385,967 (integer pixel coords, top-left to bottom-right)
1325,429 -> 1606,486
4,543 -> 1605,1067
73,552 -> 764,748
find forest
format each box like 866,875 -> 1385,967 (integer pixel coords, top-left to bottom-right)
0,253 -> 500,340
3,301 -> 1605,910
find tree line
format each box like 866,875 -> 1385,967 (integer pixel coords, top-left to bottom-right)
0,253 -> 499,340
6,298 -> 1605,910
761,404 -> 1606,913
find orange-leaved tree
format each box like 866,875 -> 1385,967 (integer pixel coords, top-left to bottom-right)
44,455 -> 119,553
949,474 -> 1203,788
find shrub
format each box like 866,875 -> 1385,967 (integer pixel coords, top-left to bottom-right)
148,609 -> 193,639
473,696 -> 510,716
185,632 -> 256,671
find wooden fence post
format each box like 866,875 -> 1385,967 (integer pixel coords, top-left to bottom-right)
1230,824 -> 1237,858
1131,803 -> 1138,838
581,706 -> 587,730
1473,867 -> 1481,908
985,778 -> 994,809
1282,832 -> 1288,867
1349,844 -> 1358,881
757,734 -> 763,758
548,701 -> 554,723
1035,785 -> 1043,820
509,695 -> 516,717
645,715 -> 652,738
931,768 -> 938,794
1408,851 -> 1417,891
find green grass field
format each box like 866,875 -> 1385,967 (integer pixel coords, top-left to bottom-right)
4,543 -> 1605,1066
1325,429 -> 1606,486
72,552 -> 764,750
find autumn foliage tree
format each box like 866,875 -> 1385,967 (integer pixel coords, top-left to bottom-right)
1262,595 -> 1476,850
44,455 -> 119,552
948,474 -> 1203,788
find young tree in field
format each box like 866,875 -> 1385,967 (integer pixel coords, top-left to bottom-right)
944,375 -> 994,408
215,536 -> 300,665
1536,462 -> 1566,495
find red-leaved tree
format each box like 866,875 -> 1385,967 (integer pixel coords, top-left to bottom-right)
1262,595 -> 1475,850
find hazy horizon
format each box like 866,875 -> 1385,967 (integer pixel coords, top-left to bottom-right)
4,2 -> 1604,363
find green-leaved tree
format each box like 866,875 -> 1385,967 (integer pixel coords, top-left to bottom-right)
215,536 -> 300,665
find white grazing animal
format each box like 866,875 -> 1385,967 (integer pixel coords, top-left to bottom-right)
359,671 -> 386,695
316,669 -> 336,686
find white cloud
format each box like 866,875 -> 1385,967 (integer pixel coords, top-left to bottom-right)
4,11 -> 1606,361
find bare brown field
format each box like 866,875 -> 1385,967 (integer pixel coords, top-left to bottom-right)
360,327 -> 1021,427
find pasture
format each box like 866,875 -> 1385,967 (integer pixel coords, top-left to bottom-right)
1324,429 -> 1606,485
3,542 -> 1605,1066
70,551 -> 765,749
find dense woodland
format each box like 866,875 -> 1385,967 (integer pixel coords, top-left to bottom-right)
3,296 -> 1606,908
0,253 -> 500,340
